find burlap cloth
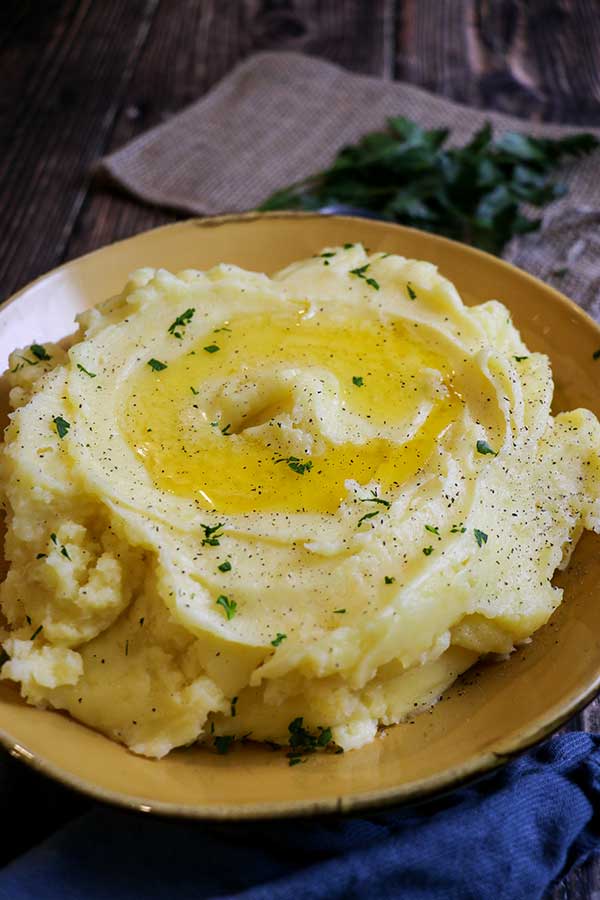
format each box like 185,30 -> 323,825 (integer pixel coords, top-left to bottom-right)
99,51 -> 600,316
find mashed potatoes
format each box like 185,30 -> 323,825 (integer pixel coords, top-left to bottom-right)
1,244 -> 600,759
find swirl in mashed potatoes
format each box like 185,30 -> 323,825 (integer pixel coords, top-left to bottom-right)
1,245 -> 599,758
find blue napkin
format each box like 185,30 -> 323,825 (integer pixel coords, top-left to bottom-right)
1,731 -> 599,900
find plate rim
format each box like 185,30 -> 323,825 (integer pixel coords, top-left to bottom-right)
2,210 -> 600,820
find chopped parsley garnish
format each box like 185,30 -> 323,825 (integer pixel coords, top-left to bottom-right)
320,252 -> 336,258
407,283 -> 417,300
218,560 -> 232,572
30,624 -> 43,641
423,546 -> 433,556
476,439 -> 497,456
286,718 -> 334,765
26,615 -> 31,625
50,533 -> 70,559
349,263 -> 379,290
230,696 -> 238,717
357,510 -> 379,527
0,648 -> 9,667
360,491 -> 391,508
317,727 -> 333,747
384,576 -> 396,585
31,344 -> 51,361
204,344 -> 220,354
552,267 -> 569,277
513,356 -> 529,362
271,633 -> 287,647
216,595 -> 237,620
334,608 -> 347,614
168,307 -> 195,338
450,524 -> 467,534
201,523 -> 225,546
53,416 -> 70,439
77,363 -> 97,377
593,349 -> 600,361
275,456 -> 313,475
214,326 -> 232,333
425,524 -> 440,536
36,553 -> 47,560
358,491 -> 390,527
474,529 -> 488,548
220,423 -> 232,436
139,618 -> 145,626
343,243 -> 354,249
214,735 -> 234,755
190,386 -> 199,394
148,358 -> 167,371
125,640 -> 129,657
352,376 -> 364,387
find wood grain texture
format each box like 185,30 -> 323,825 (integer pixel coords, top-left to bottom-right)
1,1 -> 600,894
397,0 -> 600,125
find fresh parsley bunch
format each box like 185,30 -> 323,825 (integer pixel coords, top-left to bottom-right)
259,118 -> 598,255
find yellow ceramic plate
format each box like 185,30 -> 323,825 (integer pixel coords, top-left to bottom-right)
1,213 -> 600,819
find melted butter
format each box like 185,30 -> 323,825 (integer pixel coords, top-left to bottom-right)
122,310 -> 461,513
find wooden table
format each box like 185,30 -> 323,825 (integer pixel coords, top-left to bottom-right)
1,1 -> 600,895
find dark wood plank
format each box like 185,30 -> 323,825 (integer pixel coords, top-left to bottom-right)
63,0 -> 395,264
396,0 -> 600,125
0,0 -> 160,304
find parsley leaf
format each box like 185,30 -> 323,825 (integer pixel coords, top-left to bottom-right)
384,576 -> 395,584
425,524 -> 440,535
357,509 -> 379,528
275,456 -> 313,475
31,344 -> 51,361
216,594 -> 237,620
201,523 -> 225,546
287,718 -> 334,763
358,492 -> 390,525
30,624 -> 43,641
259,119 -> 598,255
593,349 -> 600,361
513,355 -> 529,362
53,416 -> 70,439
476,440 -> 497,456
271,633 -> 287,647
474,529 -> 488,548
0,648 -> 9,667
423,546 -> 434,556
214,735 -> 234,754
407,283 -> 417,300
204,344 -> 220,354
349,263 -> 379,290
148,358 -> 167,371
359,491 -> 391,508
450,524 -> 466,534
77,363 -> 96,377
352,376 -> 365,387
334,608 -> 346,614
168,308 -> 195,338
218,560 -> 232,572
